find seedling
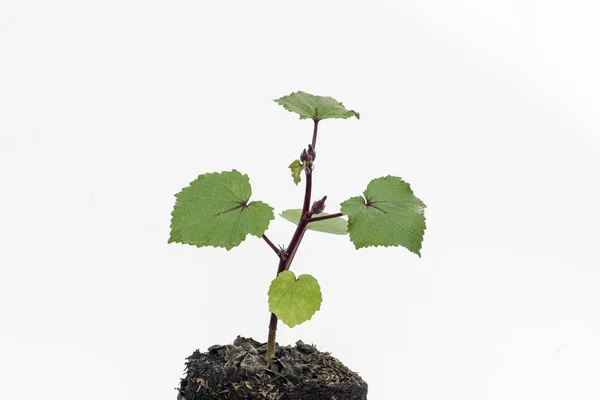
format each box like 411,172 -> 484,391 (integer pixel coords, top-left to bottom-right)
169,91 -> 426,360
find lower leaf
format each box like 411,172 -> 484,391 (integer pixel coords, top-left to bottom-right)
268,271 -> 322,328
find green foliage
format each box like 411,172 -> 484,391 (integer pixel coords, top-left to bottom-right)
268,271 -> 322,328
288,159 -> 304,185
341,176 -> 426,256
280,209 -> 348,235
169,170 -> 274,250
168,90 -> 427,349
274,91 -> 360,121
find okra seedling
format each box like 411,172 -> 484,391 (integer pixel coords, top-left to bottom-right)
169,91 -> 426,359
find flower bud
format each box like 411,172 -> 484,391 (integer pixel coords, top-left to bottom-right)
300,149 -> 308,162
311,195 -> 327,215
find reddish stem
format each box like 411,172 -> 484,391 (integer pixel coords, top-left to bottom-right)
262,234 -> 280,258
311,119 -> 319,150
307,212 -> 343,223
266,119 -> 319,360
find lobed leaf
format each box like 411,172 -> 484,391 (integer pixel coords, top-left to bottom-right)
169,170 -> 274,250
340,176 -> 426,256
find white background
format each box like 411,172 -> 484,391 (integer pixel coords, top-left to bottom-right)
1,1 -> 599,399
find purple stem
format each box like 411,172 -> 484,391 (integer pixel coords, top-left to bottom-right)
266,119 -> 319,360
307,212 -> 343,223
262,234 -> 280,258
311,119 -> 319,150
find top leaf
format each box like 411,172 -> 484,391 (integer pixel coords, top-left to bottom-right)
274,91 -> 360,121
169,170 -> 274,250
340,176 -> 426,256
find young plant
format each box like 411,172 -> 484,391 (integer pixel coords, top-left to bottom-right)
169,91 -> 426,360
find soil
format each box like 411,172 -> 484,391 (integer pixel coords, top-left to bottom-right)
177,336 -> 368,400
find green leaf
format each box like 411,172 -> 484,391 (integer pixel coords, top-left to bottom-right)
169,170 -> 274,250
268,271 -> 322,328
274,91 -> 360,121
288,159 -> 304,185
280,209 -> 348,235
340,176 -> 426,256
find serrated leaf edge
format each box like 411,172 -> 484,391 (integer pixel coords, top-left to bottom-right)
347,215 -> 426,256
274,91 -> 360,121
168,169 -> 275,250
342,175 -> 427,257
288,159 -> 304,185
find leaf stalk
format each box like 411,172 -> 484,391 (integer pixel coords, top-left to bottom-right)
311,119 -> 319,149
307,212 -> 343,223
261,234 -> 280,258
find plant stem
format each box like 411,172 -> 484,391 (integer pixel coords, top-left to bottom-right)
307,212 -> 343,223
261,234 -> 280,258
266,120 -> 319,360
301,169 -> 313,223
311,119 -> 319,149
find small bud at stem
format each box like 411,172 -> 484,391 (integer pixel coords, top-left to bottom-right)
300,149 -> 308,162
311,195 -> 327,215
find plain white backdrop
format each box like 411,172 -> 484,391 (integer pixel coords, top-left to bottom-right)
1,1 -> 599,399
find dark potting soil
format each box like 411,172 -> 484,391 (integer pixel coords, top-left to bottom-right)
177,336 -> 368,400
